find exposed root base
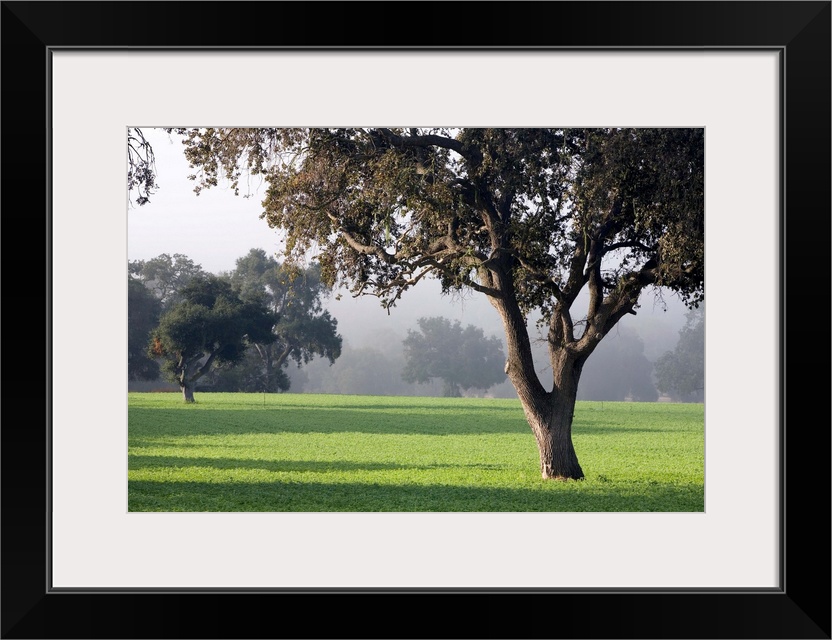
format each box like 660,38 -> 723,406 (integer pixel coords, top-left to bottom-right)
542,474 -> 585,481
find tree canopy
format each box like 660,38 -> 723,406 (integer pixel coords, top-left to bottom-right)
129,253 -> 206,308
164,128 -> 703,310
149,274 -> 277,402
227,249 -> 341,367
137,127 -> 704,479
207,248 -> 342,392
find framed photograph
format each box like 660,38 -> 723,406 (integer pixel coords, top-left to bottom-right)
3,1 -> 829,638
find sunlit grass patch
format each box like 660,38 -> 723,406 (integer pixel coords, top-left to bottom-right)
128,393 -> 703,512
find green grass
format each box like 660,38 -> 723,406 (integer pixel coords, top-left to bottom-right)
128,392 -> 704,512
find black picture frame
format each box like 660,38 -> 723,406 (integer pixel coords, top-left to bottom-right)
2,2 -> 829,638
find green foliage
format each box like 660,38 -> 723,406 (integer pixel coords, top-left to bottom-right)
129,253 -> 206,307
206,248 -> 342,392
149,274 -> 277,401
654,306 -> 705,401
402,317 -> 506,396
570,128 -> 705,310
162,127 -> 703,316
128,277 -> 162,381
128,393 -> 704,512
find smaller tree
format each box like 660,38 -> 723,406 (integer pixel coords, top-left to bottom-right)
402,317 -> 506,397
209,249 -> 342,392
149,275 -> 277,402
577,326 -> 658,401
654,305 -> 704,401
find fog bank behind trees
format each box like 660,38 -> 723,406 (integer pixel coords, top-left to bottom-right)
288,276 -> 690,400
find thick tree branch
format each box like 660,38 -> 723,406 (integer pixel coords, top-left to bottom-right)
326,212 -> 396,264
548,303 -> 577,350
462,273 -> 503,299
563,237 -> 589,305
585,261 -> 660,349
272,343 -> 294,370
586,237 -> 606,319
604,240 -> 654,254
191,351 -> 218,383
376,128 -> 465,156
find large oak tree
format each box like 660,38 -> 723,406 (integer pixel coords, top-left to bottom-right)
141,127 -> 703,479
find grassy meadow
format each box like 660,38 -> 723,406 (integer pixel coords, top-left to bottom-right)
128,392 -> 704,512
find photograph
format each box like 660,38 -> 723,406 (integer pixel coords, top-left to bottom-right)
127,126 -> 706,513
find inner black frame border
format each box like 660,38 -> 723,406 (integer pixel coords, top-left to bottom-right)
2,2 -> 829,638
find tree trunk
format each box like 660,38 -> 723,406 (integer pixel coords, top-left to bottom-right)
489,290 -> 586,480
521,391 -> 584,480
180,383 -> 195,403
442,380 -> 461,397
177,353 -> 216,403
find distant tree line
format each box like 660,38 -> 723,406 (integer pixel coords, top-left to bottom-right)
128,250 -> 342,402
129,251 -> 703,403
653,306 -> 704,402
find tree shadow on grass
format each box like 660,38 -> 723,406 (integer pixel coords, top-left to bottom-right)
573,425 -> 688,435
130,407 -> 696,439
129,454 -> 494,474
270,400 -> 524,412
128,478 -> 704,512
128,406 -> 529,436
131,408 -> 698,440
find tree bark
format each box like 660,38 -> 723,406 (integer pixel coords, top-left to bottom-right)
181,383 -> 195,403
521,389 -> 584,480
490,286 -> 586,480
176,352 -> 217,403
